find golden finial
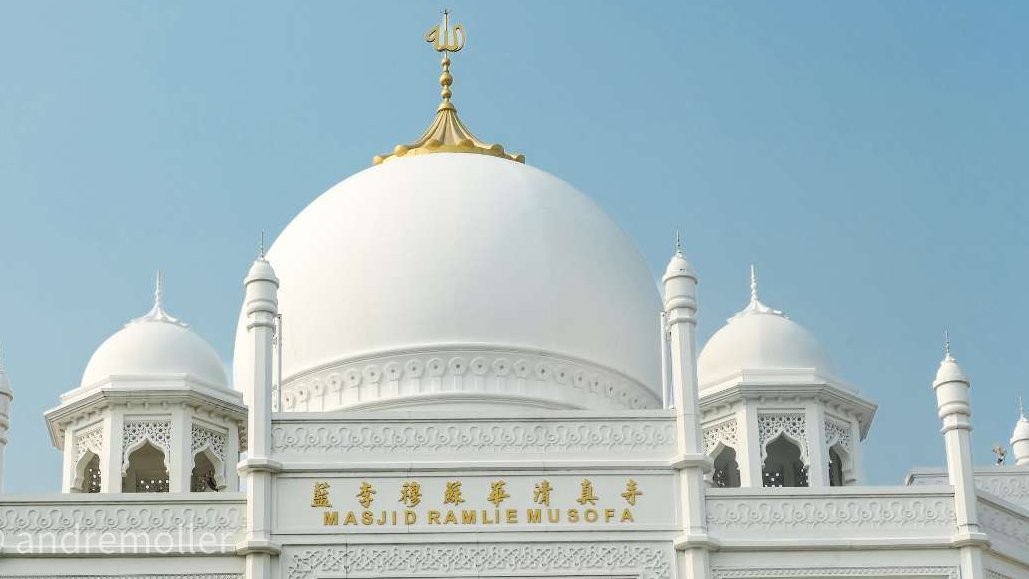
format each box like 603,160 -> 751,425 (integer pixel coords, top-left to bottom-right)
373,10 -> 523,166
426,8 -> 464,110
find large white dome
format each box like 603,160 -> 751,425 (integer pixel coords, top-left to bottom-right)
233,153 -> 662,411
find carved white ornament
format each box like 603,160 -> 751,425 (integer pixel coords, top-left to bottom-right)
758,413 -> 809,464
0,576 -> 241,579
979,497 -> 1029,549
74,424 -> 104,460
121,420 -> 172,472
706,495 -> 956,531
712,567 -> 957,579
280,349 -> 660,412
272,419 -> 676,456
824,416 -> 853,453
191,423 -> 227,462
704,418 -> 739,455
0,500 -> 245,554
286,543 -> 671,579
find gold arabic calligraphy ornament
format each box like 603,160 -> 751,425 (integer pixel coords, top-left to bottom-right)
425,9 -> 465,53
372,11 -> 523,165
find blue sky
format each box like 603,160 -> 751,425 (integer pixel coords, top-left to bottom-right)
0,2 -> 1026,491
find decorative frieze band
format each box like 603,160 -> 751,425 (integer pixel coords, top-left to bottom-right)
272,417 -> 677,459
706,493 -> 956,533
279,349 -> 660,413
712,567 -> 957,579
285,542 -> 671,579
0,499 -> 245,555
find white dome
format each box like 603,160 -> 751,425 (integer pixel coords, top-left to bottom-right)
82,319 -> 228,391
233,153 -> 662,410
698,307 -> 837,390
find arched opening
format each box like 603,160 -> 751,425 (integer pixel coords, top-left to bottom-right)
190,449 -> 224,492
122,441 -> 169,493
711,446 -> 741,488
72,451 -> 102,493
762,435 -> 808,487
827,444 -> 854,486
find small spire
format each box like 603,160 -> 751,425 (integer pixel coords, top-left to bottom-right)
750,264 -> 759,303
730,264 -> 784,321
154,270 -> 165,310
130,271 -> 187,327
259,231 -> 266,259
944,330 -> 955,362
675,230 -> 683,256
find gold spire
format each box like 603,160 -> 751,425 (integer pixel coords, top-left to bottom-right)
373,10 -> 524,166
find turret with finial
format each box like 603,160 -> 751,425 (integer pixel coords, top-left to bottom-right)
1011,395 -> 1029,466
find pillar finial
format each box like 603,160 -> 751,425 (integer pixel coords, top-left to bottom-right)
154,270 -> 165,311
750,264 -> 759,304
944,330 -> 954,361
675,230 -> 683,256
259,231 -> 266,259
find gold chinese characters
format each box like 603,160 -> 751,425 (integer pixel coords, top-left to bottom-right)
312,477 -> 643,527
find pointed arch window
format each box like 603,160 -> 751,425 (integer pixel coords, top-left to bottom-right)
711,446 -> 741,488
762,435 -> 808,487
123,441 -> 169,493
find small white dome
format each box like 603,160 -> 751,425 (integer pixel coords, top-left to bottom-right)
934,356 -> 969,384
82,310 -> 227,391
697,273 -> 837,390
233,153 -> 662,409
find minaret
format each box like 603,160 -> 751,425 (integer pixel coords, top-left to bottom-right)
1011,399 -> 1029,466
931,337 -> 986,579
237,246 -> 281,578
0,347 -> 13,493
662,233 -> 712,577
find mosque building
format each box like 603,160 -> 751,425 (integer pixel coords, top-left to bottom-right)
0,12 -> 1026,579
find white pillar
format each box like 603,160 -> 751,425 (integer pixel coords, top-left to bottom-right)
101,411 -> 123,492
238,255 -> 281,579
168,407 -> 191,492
663,244 -> 713,577
846,417 -> 862,484
224,422 -> 241,491
738,405 -> 762,487
62,427 -> 76,492
932,349 -> 987,579
805,404 -> 828,487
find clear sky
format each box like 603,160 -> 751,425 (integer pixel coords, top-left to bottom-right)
0,2 -> 1026,492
